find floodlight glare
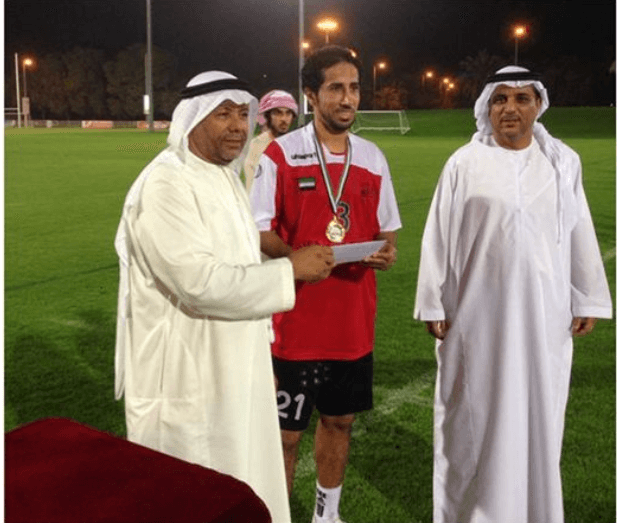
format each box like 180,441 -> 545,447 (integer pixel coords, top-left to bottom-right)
514,25 -> 527,38
317,18 -> 338,32
317,17 -> 339,43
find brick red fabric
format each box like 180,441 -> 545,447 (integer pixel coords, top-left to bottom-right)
5,418 -> 271,523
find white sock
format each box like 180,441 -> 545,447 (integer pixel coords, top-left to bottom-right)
313,482 -> 342,521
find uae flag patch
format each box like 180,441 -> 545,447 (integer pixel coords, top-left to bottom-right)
297,177 -> 316,190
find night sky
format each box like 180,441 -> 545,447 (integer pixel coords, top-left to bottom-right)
5,0 -> 616,94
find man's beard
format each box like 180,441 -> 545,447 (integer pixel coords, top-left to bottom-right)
322,111 -> 355,134
271,125 -> 289,138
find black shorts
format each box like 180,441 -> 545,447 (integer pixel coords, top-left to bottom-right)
272,353 -> 373,431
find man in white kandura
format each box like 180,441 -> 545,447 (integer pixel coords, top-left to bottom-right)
243,89 -> 298,192
414,65 -> 612,523
114,71 -> 334,523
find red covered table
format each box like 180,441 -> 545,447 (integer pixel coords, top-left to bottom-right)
5,417 -> 271,523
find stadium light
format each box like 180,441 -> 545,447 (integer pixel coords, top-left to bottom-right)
22,58 -> 33,98
513,24 -> 527,65
22,57 -> 34,127
422,69 -> 434,89
317,18 -> 339,44
372,61 -> 387,109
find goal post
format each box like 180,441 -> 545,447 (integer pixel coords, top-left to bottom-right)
4,107 -> 21,128
351,110 -> 410,135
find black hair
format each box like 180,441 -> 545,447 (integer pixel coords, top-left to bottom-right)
264,110 -> 273,129
301,45 -> 363,94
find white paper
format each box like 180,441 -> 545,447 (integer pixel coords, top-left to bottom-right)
332,240 -> 386,265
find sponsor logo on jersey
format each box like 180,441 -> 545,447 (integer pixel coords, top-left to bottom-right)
291,152 -> 316,160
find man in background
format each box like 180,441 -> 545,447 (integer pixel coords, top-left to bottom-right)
115,71 -> 334,523
251,46 -> 401,523
243,89 -> 298,192
414,65 -> 612,523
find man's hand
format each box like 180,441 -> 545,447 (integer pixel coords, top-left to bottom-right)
426,320 -> 450,340
362,241 -> 397,271
289,245 -> 335,283
571,317 -> 597,337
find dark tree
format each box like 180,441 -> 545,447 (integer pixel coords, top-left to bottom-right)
458,50 -> 507,107
27,48 -> 107,119
104,44 -> 180,120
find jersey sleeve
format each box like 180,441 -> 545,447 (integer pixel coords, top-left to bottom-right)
376,150 -> 402,232
249,145 -> 279,231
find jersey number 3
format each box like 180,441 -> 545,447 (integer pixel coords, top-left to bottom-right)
337,201 -> 350,231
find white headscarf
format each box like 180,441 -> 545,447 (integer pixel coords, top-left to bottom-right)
473,65 -> 550,137
472,65 -> 573,245
167,70 -> 258,166
113,71 -> 258,399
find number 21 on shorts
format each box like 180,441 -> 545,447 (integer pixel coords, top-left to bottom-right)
277,390 -> 306,421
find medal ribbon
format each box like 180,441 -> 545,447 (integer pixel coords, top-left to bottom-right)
312,123 -> 352,218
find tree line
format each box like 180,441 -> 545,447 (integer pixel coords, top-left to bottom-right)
373,50 -> 615,110
6,45 -> 614,118
6,44 -> 183,120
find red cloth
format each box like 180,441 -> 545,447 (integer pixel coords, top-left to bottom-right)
5,417 -> 272,523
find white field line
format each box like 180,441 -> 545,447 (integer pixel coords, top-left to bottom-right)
295,449 -> 316,479
602,246 -> 616,263
373,373 -> 434,416
296,373 -> 434,476
50,318 -> 91,329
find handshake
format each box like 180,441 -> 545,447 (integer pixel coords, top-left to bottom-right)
289,245 -> 335,283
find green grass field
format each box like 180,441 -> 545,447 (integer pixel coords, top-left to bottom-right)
5,108 -> 615,522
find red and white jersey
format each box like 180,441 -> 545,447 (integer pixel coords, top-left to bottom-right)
250,123 -> 401,361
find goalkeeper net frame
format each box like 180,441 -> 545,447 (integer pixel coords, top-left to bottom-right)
351,110 -> 410,134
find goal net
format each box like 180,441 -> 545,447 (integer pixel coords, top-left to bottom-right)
351,110 -> 410,134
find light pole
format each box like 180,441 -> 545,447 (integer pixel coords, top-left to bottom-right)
298,0 -> 305,125
22,58 -> 33,98
513,25 -> 527,65
14,53 -> 22,128
316,18 -> 338,44
22,58 -> 33,127
145,0 -> 154,132
299,39 -> 310,124
372,61 -> 387,109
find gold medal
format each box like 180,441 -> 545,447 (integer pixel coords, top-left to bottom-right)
312,123 -> 352,245
326,216 -> 346,243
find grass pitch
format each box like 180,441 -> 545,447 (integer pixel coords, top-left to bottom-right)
5,108 -> 615,522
